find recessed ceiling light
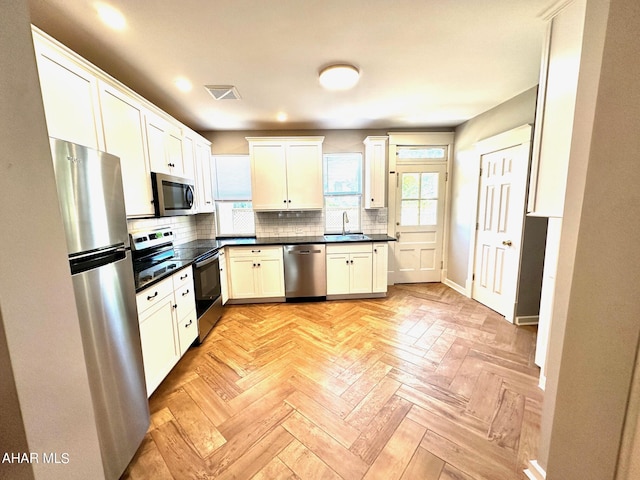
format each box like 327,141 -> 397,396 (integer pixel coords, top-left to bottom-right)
276,112 -> 288,122
175,77 -> 192,92
96,3 -> 126,30
319,64 -> 360,90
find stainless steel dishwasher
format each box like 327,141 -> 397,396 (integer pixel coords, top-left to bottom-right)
283,244 -> 326,299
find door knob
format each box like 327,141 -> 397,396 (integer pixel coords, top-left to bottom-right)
502,240 -> 512,246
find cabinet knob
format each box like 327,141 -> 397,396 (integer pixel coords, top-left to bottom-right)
351,260 -> 354,264
288,199 -> 291,203
371,198 -> 374,202
173,303 -> 178,309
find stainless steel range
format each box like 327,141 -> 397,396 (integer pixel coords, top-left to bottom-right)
131,228 -> 223,344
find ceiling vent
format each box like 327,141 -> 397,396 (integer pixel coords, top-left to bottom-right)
205,85 -> 241,100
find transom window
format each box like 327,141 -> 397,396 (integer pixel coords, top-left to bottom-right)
397,146 -> 447,160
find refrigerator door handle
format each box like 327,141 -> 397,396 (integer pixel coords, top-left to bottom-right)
70,245 -> 127,275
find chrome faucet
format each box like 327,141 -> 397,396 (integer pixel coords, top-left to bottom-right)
342,211 -> 349,235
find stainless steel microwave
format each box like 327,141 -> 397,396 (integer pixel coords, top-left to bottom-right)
151,172 -> 196,216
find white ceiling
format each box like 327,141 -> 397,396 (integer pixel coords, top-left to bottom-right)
28,0 -> 551,132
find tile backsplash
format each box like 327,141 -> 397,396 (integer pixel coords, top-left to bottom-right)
126,207 -> 387,243
127,215 -> 198,245
254,207 -> 388,238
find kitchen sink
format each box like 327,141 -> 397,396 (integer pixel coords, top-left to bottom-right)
323,234 -> 370,241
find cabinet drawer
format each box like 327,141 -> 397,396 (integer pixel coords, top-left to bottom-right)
175,284 -> 195,320
173,267 -> 193,290
326,243 -> 373,255
228,246 -> 282,259
136,276 -> 173,316
177,308 -> 197,354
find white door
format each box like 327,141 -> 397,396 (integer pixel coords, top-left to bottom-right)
394,163 -> 447,283
472,143 -> 529,320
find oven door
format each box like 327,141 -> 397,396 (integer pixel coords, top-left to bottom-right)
194,251 -> 221,301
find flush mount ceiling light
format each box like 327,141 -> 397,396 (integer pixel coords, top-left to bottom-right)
96,3 -> 126,30
318,64 -> 360,91
175,77 -> 192,92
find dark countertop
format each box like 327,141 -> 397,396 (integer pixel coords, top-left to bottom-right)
134,234 -> 395,293
218,234 -> 396,247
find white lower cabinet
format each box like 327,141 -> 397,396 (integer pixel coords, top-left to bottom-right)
227,246 -> 285,299
326,244 -> 373,295
372,243 -> 389,293
137,268 -> 197,396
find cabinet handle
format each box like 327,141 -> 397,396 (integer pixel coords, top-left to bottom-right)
182,289 -> 190,296
168,162 -> 175,167
147,291 -> 158,300
180,273 -> 188,280
185,319 -> 193,328
251,249 -> 261,253
206,201 -> 212,204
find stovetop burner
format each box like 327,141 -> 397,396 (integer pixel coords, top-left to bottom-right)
130,228 -> 222,291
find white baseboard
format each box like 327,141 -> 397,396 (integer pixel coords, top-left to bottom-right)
443,278 -> 467,296
538,372 -> 546,391
524,460 -> 546,480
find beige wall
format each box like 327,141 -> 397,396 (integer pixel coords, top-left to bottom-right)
0,1 -> 104,478
540,0 -> 640,478
446,87 -> 538,288
204,128 -> 388,155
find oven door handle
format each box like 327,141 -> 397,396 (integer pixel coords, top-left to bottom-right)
194,252 -> 219,268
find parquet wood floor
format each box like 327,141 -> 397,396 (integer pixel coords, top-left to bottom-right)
122,283 -> 542,480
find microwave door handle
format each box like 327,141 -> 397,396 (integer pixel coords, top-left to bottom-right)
185,185 -> 194,208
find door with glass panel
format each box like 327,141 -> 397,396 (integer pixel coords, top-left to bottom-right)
394,162 -> 447,283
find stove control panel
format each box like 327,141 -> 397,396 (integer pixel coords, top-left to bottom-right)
130,227 -> 174,251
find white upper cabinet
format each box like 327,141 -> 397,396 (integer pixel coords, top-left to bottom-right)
195,138 -> 215,213
364,136 -> 388,209
32,32 -> 104,150
98,81 -> 154,217
247,137 -> 324,211
528,0 -> 586,217
145,112 -> 186,178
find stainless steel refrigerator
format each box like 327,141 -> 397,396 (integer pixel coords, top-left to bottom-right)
50,138 -> 149,479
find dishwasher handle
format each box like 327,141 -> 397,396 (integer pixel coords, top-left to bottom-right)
284,244 -> 325,255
